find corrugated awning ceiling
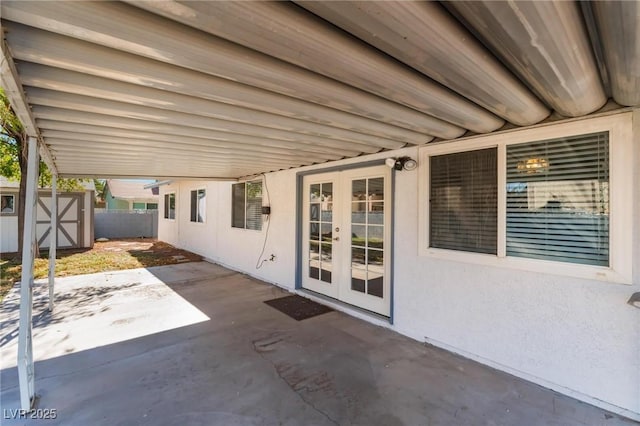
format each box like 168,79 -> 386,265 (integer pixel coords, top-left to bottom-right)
1,1 -> 638,179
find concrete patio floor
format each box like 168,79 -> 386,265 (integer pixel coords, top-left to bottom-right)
0,261 -> 636,426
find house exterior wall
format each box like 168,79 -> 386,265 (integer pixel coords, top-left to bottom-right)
158,111 -> 640,419
105,189 -> 130,210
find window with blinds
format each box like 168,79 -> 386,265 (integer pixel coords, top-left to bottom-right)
232,183 -> 246,228
506,132 -> 609,266
245,181 -> 263,231
231,181 -> 263,230
190,189 -> 206,223
430,148 -> 497,254
163,193 -> 175,219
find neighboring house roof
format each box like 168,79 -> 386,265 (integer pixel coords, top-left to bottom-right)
0,176 -> 96,191
106,179 -> 159,200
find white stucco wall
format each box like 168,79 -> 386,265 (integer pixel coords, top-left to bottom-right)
158,171 -> 299,288
158,111 -> 640,419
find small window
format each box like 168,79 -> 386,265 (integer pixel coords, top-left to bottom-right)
190,189 -> 206,223
1,194 -> 16,215
132,202 -> 146,210
232,181 -> 262,230
430,148 -> 498,254
506,132 -> 609,266
147,203 -> 158,210
164,193 -> 175,219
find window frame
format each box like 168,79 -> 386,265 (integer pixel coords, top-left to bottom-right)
231,180 -> 263,231
1,193 -> 17,216
418,113 -> 633,284
189,188 -> 206,224
163,192 -> 176,220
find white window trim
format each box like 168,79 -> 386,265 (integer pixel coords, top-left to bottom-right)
189,188 -> 206,224
164,192 -> 176,221
231,180 -> 263,231
418,113 -> 633,284
1,193 -> 17,216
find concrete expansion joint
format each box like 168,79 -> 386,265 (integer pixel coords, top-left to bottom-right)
251,336 -> 339,426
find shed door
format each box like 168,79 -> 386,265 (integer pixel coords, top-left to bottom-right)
37,193 -> 84,249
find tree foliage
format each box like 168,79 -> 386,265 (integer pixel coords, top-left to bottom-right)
1,88 -> 87,190
2,87 -> 95,258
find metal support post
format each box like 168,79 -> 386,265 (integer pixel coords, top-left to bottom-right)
17,136 -> 39,410
48,173 -> 57,311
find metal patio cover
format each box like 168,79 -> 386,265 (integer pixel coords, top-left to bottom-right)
1,1 -> 638,180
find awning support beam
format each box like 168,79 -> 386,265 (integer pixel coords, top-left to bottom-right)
17,136 -> 39,410
48,173 -> 57,312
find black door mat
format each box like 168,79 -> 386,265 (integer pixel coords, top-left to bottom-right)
264,295 -> 333,321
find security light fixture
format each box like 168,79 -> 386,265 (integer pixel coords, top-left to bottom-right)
386,156 -> 417,171
385,158 -> 397,169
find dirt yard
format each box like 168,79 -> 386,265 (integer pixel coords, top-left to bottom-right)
0,239 -> 202,301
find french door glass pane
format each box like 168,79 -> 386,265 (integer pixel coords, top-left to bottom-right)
309,181 -> 333,283
309,222 -> 320,241
350,176 -> 385,298
351,247 -> 366,266
352,202 -> 366,224
321,243 -> 332,283
310,184 -> 320,201
351,225 -> 366,245
352,179 -> 366,198
368,177 -> 384,199
368,203 -> 384,224
367,226 -> 384,250
310,203 -> 320,221
321,222 -> 333,241
351,269 -> 366,293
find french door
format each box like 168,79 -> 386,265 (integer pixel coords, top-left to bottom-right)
301,166 -> 391,316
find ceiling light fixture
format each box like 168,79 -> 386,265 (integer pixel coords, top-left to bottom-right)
517,157 -> 549,173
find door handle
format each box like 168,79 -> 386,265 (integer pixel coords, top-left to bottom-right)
332,236 -> 340,241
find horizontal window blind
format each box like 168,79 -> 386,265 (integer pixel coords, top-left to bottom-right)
231,183 -> 246,228
246,181 -> 263,231
506,132 -> 609,266
430,148 -> 497,254
190,190 -> 198,222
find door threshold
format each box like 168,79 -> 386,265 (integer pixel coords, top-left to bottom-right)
296,289 -> 393,326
